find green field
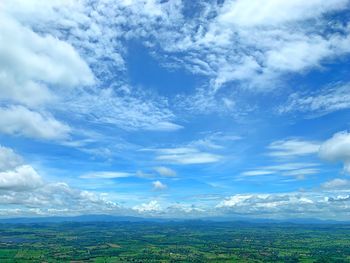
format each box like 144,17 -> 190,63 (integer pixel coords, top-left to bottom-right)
0,221 -> 349,262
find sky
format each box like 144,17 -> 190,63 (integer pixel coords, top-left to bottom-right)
0,0 -> 350,220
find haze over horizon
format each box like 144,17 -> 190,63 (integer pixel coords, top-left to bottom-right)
1,0 -> 350,220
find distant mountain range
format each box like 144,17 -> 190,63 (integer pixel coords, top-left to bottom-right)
0,215 -> 152,224
0,215 -> 348,224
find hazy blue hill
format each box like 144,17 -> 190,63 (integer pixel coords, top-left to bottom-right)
0,214 -> 347,224
0,215 -> 148,224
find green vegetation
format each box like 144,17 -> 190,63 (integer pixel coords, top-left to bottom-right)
0,221 -> 349,262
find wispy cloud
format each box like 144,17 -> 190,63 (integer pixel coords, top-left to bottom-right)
267,139 -> 320,158
241,170 -> 275,177
57,88 -> 183,132
155,147 -> 222,165
188,132 -> 242,149
80,171 -> 134,179
281,168 -> 320,180
154,166 -> 177,177
241,162 -> 320,179
279,83 -> 350,117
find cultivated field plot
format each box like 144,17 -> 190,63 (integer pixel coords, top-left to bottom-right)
0,221 -> 349,262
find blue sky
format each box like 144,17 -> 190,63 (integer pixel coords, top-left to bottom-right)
0,0 -> 350,219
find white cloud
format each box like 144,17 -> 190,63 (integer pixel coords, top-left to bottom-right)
268,139 -> 320,157
0,145 -> 23,171
154,166 -> 176,177
9,0 -> 350,93
241,163 -> 320,179
216,191 -> 350,220
2,0 -> 348,120
247,132 -> 350,180
0,182 -> 119,215
0,144 -> 42,191
135,170 -> 153,179
265,162 -> 320,171
152,180 -> 167,190
1,145 -> 350,219
321,179 -> 350,190
155,147 -> 222,165
188,132 -> 242,150
164,203 -> 206,216
282,168 -> 319,180
80,171 -> 133,179
1,0 -> 349,120
0,145 -> 120,215
218,0 -> 349,27
131,200 -> 206,217
155,0 -> 350,95
265,36 -> 332,72
282,168 -> 319,176
59,88 -> 182,132
0,0 -> 350,220
280,84 -> 350,116
133,200 -> 161,213
175,88 -> 236,115
0,106 -> 71,140
241,170 -> 275,176
0,13 -> 94,107
319,131 -> 350,174
0,165 -> 43,191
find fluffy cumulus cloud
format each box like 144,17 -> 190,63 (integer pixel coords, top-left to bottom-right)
0,0 -> 182,139
0,145 -> 120,216
152,180 -> 167,190
0,165 -> 43,191
2,0 -> 348,118
0,146 -> 41,190
0,182 -> 120,216
0,12 -> 94,107
0,0 -> 348,135
0,146 -> 23,171
321,178 -> 350,190
319,131 -> 350,174
216,191 -> 350,220
0,1 -> 96,142
154,0 -> 350,91
132,200 -> 206,217
0,106 -> 71,140
133,200 -> 162,213
2,144 -> 350,219
129,189 -> 350,220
